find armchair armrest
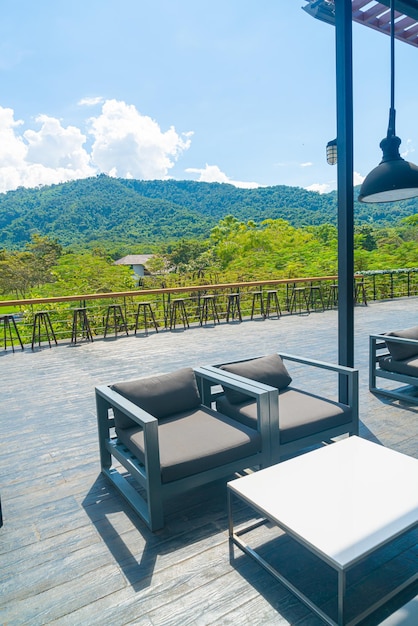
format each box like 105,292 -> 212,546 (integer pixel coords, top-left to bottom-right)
95,384 -> 161,490
194,365 -> 276,465
278,352 -> 359,433
95,384 -> 158,428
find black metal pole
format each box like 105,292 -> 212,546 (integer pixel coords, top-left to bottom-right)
335,0 -> 354,403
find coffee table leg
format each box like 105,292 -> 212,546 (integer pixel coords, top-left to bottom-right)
338,570 -> 346,626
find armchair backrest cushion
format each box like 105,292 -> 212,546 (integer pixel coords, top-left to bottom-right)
111,367 -> 201,428
384,326 -> 418,361
219,353 -> 292,404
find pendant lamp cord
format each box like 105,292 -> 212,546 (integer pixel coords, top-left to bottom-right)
388,0 -> 396,137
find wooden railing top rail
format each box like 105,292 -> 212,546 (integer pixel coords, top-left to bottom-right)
0,275 -> 345,308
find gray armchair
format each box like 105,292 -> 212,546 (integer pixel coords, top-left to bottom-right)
96,366 -> 273,531
369,327 -> 418,403
201,352 -> 359,462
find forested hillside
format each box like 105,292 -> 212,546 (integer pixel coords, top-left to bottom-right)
0,174 -> 417,249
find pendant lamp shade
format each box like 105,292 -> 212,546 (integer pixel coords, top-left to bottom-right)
358,0 -> 418,203
358,135 -> 418,203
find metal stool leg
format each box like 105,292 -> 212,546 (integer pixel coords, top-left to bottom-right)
251,291 -> 265,320
226,294 -> 242,322
265,291 -> 281,319
71,308 -> 93,344
104,305 -> 129,337
31,312 -> 57,349
1,315 -> 24,352
170,299 -> 189,329
134,303 -> 158,335
200,296 -> 219,326
290,288 -> 309,314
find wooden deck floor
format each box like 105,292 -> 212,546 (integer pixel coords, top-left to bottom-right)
1,298 -> 417,625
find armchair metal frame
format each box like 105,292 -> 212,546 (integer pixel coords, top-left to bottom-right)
201,351 -> 359,462
96,367 -> 274,531
369,334 -> 418,404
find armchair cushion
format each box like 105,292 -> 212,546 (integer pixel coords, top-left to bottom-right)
216,388 -> 352,444
220,353 -> 292,404
111,367 -> 201,429
384,326 -> 418,361
115,406 -> 261,483
379,354 -> 418,377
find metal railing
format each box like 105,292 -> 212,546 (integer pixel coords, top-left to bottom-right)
1,269 -> 417,345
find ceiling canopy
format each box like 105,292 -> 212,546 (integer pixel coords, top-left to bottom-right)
302,1 -> 418,48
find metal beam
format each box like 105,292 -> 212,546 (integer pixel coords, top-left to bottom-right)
335,0 -> 354,402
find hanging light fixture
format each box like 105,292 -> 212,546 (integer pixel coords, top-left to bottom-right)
326,138 -> 337,165
358,0 -> 418,203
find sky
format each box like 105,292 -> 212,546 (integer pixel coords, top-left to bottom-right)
1,0 -> 417,196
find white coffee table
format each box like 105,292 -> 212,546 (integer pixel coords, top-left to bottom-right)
227,436 -> 418,625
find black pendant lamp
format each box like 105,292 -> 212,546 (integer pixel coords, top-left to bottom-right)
358,0 -> 418,203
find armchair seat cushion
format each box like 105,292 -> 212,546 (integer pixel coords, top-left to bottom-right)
216,387 -> 352,444
379,354 -> 418,378
116,407 -> 261,483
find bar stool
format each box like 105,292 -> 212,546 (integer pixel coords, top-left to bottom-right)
104,304 -> 129,338
289,287 -> 310,315
355,279 -> 368,306
170,299 -> 189,329
250,291 -> 265,320
31,311 -> 58,349
134,302 -> 159,335
265,290 -> 281,319
327,284 -> 339,309
71,307 -> 93,344
307,285 -> 325,311
0,314 -> 24,352
226,293 -> 242,322
199,295 -> 220,326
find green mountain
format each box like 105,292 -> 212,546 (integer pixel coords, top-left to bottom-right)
0,174 -> 417,249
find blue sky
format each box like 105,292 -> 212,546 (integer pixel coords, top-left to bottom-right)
1,0 -> 417,195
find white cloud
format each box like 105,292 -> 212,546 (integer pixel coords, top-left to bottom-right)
24,115 -> 91,170
78,96 -> 104,107
0,100 -> 192,192
89,99 -> 192,179
353,171 -> 364,186
306,171 -> 365,195
185,164 -> 261,189
306,182 -> 332,194
401,138 -> 415,159
300,162 -> 313,167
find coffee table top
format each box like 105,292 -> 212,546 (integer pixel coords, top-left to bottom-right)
228,436 -> 418,569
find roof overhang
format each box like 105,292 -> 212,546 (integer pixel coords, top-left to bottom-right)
302,1 -> 418,48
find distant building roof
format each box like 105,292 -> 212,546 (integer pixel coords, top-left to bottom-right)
114,255 -> 154,266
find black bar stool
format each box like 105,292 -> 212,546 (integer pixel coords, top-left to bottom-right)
250,291 -> 265,320
226,293 -> 242,322
31,311 -> 58,349
265,290 -> 281,319
170,299 -> 189,329
327,284 -> 339,309
71,307 -> 94,343
134,302 -> 159,335
355,279 -> 368,305
104,304 -> 129,338
307,285 -> 325,311
0,314 -> 24,352
199,295 -> 220,326
289,287 -> 310,314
